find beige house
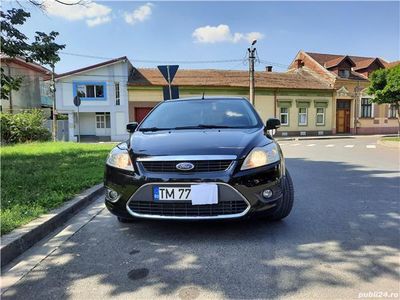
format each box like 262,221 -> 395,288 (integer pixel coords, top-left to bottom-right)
128,67 -> 334,136
289,51 -> 398,134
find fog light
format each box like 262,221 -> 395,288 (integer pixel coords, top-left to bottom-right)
262,189 -> 273,199
106,188 -> 120,203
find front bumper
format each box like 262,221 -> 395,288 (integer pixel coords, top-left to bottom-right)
104,161 -> 284,220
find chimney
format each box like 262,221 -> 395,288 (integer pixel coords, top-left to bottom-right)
295,59 -> 304,69
266,66 -> 273,72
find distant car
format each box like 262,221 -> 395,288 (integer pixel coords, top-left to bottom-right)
104,97 -> 294,222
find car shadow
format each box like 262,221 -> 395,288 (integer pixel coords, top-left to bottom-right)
3,158 -> 400,299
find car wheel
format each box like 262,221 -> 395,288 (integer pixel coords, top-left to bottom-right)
117,216 -> 136,223
266,169 -> 294,221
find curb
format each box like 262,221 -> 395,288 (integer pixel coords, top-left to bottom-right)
0,184 -> 104,267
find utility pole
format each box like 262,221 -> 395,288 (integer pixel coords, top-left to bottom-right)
50,65 -> 57,141
248,40 -> 257,106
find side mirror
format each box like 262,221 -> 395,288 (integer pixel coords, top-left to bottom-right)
266,118 -> 281,130
126,122 -> 138,133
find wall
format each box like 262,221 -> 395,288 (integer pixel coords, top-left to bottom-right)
1,62 -> 43,112
334,79 -> 398,134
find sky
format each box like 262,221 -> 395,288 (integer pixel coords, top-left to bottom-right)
8,1 -> 400,73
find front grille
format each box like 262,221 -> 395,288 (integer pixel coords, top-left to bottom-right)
141,160 -> 233,173
128,200 -> 248,217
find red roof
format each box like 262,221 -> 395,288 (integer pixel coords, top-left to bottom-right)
306,52 -> 387,70
129,68 -> 333,90
0,54 -> 50,74
56,56 -> 127,78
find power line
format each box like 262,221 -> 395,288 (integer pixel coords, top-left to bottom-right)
60,51 -> 245,64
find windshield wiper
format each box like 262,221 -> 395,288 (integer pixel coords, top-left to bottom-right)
139,127 -> 172,132
174,124 -> 234,130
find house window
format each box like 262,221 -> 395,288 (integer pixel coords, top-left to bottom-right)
280,107 -> 289,125
96,113 -> 110,129
115,82 -> 120,106
316,107 -> 325,125
338,69 -> 350,78
75,82 -> 106,99
389,105 -> 397,118
361,98 -> 372,118
298,108 -> 307,125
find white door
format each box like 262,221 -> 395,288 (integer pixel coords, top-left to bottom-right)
95,113 -> 111,136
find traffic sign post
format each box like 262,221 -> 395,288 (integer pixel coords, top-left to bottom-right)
157,65 -> 179,100
73,96 -> 81,143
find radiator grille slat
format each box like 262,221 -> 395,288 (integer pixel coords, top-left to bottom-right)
128,200 -> 247,217
141,160 -> 232,173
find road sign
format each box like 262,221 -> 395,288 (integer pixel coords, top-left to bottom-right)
162,86 -> 179,100
73,96 -> 81,107
158,65 -> 179,100
157,65 -> 179,83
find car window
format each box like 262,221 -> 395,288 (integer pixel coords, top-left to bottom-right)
140,99 -> 261,129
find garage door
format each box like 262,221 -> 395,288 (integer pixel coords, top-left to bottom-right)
134,107 -> 153,123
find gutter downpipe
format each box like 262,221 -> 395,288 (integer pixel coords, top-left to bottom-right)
274,89 -> 277,117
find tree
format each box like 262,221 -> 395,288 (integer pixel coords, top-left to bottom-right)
0,4 -> 67,106
368,65 -> 400,135
0,9 -> 31,101
30,31 -> 65,141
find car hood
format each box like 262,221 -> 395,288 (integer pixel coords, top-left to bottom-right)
130,128 -> 271,159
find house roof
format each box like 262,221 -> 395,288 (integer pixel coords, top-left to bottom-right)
326,56 -> 357,69
55,56 -> 127,79
306,52 -> 387,70
128,68 -> 333,90
386,60 -> 400,68
0,54 -> 50,74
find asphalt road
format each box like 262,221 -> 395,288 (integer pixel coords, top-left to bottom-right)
2,136 -> 400,299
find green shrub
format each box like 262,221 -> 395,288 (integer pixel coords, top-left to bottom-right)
1,110 -> 51,144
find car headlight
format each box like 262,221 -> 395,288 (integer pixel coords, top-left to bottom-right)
240,143 -> 280,170
106,143 -> 134,171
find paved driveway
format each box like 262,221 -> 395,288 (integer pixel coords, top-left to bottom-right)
2,136 -> 399,299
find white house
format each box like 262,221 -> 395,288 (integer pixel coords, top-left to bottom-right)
55,57 -> 132,142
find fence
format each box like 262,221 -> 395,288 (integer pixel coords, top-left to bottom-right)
45,120 -> 69,141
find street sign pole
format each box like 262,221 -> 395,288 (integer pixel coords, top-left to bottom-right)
167,65 -> 172,100
77,105 -> 80,143
73,96 -> 81,143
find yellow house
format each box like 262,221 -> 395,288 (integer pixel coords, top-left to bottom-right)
128,68 -> 335,136
289,51 -> 398,134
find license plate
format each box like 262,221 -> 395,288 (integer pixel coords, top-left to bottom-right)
154,187 -> 192,201
153,184 -> 218,204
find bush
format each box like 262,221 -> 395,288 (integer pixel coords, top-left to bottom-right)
1,110 -> 51,144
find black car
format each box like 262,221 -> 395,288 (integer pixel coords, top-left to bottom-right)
104,97 -> 294,222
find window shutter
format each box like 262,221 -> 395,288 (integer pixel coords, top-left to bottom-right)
384,105 -> 389,118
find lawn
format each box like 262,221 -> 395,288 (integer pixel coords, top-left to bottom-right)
381,137 -> 400,142
1,142 -> 115,235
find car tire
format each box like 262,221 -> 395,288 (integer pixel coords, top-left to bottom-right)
117,216 -> 136,223
266,169 -> 294,221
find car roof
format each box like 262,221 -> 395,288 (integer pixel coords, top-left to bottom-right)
165,96 -> 249,102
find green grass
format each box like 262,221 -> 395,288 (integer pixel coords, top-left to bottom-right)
382,137 -> 400,142
1,142 -> 115,235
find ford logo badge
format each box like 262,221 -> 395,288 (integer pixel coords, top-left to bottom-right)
176,162 -> 195,171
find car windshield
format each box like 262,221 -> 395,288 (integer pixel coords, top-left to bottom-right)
139,99 -> 261,130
